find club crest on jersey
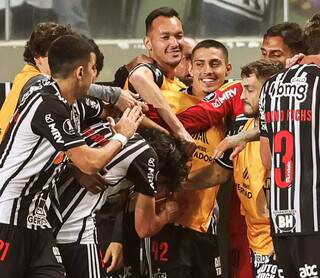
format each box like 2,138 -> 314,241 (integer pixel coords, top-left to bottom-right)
273,209 -> 296,232
269,76 -> 308,102
203,92 -> 216,102
63,119 -> 75,135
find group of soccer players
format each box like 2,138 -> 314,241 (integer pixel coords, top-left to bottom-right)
0,5 -> 320,278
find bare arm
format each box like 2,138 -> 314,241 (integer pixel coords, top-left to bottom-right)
260,136 -> 272,170
213,127 -> 260,160
182,162 -> 231,190
134,194 -> 178,238
129,67 -> 195,154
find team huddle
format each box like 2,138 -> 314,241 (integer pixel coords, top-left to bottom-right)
0,5 -> 320,278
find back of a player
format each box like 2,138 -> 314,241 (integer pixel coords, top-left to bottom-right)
259,63 -> 320,277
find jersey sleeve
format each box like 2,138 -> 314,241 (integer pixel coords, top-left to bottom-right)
76,95 -> 104,121
177,82 -> 244,133
216,116 -> 249,169
31,96 -> 85,151
259,83 -> 268,138
126,147 -> 159,197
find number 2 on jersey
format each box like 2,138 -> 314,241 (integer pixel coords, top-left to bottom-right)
0,240 -> 10,261
274,130 -> 294,188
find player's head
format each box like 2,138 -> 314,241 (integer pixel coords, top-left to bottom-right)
23,22 -> 75,75
304,12 -> 320,55
48,35 -> 96,98
261,22 -> 304,65
174,37 -> 197,86
144,7 -> 183,69
190,39 -> 231,96
139,128 -> 189,192
86,37 -> 104,82
240,59 -> 284,118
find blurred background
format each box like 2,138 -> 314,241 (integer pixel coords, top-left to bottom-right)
0,0 -> 317,82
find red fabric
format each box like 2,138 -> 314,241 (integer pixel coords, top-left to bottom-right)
147,81 -> 244,133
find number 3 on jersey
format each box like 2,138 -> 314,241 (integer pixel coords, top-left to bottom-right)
274,130 -> 294,188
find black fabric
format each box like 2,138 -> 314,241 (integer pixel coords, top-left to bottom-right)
0,223 -> 65,278
250,250 -> 278,277
126,148 -> 159,197
272,234 -> 320,278
58,242 -> 104,278
150,225 -> 221,278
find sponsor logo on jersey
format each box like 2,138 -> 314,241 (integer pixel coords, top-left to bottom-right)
215,256 -> 222,276
299,264 -> 318,278
273,209 -> 296,232
256,263 -> 278,278
62,119 -> 75,135
211,88 -> 237,108
147,158 -> 156,189
269,76 -> 308,102
52,246 -> 63,264
45,113 -> 64,144
236,182 -> 252,199
85,98 -> 100,110
153,268 -> 167,278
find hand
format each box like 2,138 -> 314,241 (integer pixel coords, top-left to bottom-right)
285,53 -> 305,68
174,129 -> 196,157
213,133 -> 247,161
108,106 -> 144,138
76,171 -> 108,194
164,200 -> 179,223
115,89 -> 149,113
103,242 -> 123,273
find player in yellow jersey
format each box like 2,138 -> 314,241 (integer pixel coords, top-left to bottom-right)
149,39 -> 237,278
184,59 -> 284,277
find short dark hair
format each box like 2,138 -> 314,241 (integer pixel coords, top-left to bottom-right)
304,12 -> 320,55
23,22 -> 75,65
139,128 -> 189,192
192,39 -> 229,63
264,22 -> 305,54
87,38 -> 104,77
241,59 -> 284,81
145,7 -> 180,34
48,35 -> 94,79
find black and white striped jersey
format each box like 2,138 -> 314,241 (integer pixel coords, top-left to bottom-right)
0,79 -> 86,230
259,63 -> 320,235
53,121 -> 158,244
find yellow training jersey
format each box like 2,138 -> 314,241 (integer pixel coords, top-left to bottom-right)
233,118 -> 273,255
162,90 -> 225,233
0,64 -> 40,143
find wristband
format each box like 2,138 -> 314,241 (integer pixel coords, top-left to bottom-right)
110,133 -> 128,148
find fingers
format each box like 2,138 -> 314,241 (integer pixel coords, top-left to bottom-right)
103,249 -> 111,265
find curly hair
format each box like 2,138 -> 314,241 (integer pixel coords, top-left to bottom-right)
304,12 -> 320,55
139,128 -> 189,192
23,22 -> 75,65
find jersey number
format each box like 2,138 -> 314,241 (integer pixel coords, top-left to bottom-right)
274,130 -> 294,188
151,241 -> 168,262
0,240 -> 10,261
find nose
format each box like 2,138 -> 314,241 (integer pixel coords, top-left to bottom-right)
169,36 -> 179,48
203,63 -> 214,74
240,90 -> 245,100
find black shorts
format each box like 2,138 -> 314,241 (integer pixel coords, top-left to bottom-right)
0,223 -> 65,278
273,234 -> 320,278
58,242 -> 104,278
150,224 -> 221,278
250,250 -> 279,278
122,212 -> 149,278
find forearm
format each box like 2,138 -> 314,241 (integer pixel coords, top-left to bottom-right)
241,126 -> 260,142
139,117 -> 170,135
67,140 -> 122,175
184,163 -> 231,190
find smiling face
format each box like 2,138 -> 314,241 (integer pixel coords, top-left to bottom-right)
191,47 -> 231,97
261,36 -> 295,66
144,16 -> 183,70
241,73 -> 263,118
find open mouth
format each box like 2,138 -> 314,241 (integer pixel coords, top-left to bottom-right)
200,78 -> 217,87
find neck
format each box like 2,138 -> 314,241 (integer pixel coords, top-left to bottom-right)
151,56 -> 176,80
55,78 -> 76,104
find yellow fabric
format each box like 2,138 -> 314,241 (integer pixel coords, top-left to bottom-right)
162,90 -> 225,233
233,119 -> 273,255
0,64 -> 40,143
